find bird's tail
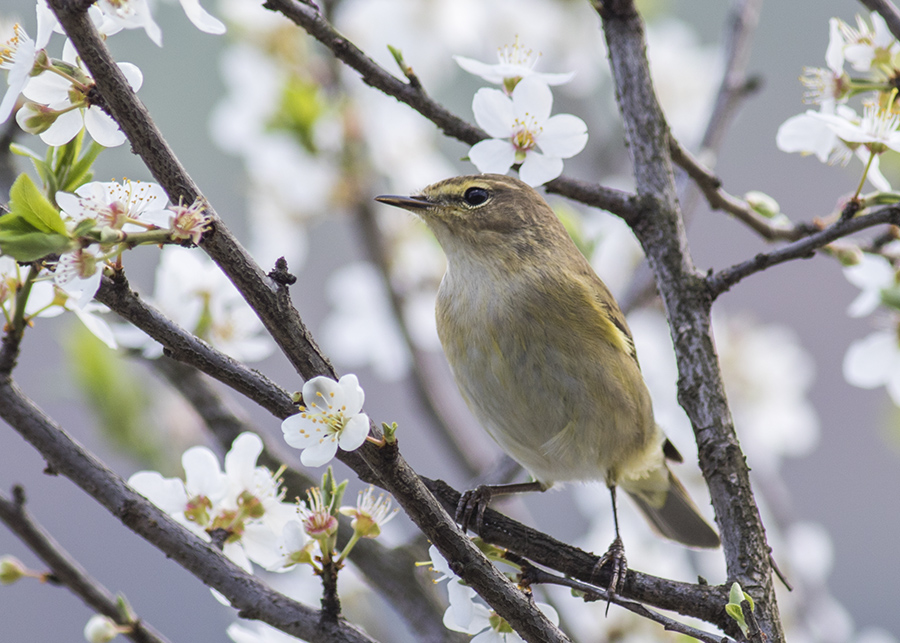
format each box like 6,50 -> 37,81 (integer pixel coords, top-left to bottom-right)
623,467 -> 720,549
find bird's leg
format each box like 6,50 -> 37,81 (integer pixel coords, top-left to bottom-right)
592,485 -> 628,610
456,480 -> 545,533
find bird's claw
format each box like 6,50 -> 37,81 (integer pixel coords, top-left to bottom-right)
456,485 -> 493,533
592,536 -> 627,613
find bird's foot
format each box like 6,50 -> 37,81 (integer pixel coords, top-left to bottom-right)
592,536 -> 627,613
456,485 -> 493,533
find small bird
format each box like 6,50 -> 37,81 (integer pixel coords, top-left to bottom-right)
376,174 -> 719,591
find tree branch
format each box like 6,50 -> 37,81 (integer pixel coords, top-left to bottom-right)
707,205 -> 900,296
0,486 -> 173,643
595,1 -> 783,640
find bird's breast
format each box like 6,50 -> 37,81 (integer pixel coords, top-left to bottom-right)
435,264 -> 657,485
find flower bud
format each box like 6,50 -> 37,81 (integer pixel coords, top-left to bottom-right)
745,191 -> 781,219
15,102 -> 59,135
83,615 -> 121,643
0,556 -> 27,584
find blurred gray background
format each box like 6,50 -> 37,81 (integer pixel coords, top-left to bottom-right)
2,0 -> 898,641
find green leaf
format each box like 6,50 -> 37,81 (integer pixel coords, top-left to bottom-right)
725,603 -> 748,635
64,323 -> 163,468
7,174 -> 68,235
0,227 -> 73,261
728,582 -> 744,605
63,141 -> 103,192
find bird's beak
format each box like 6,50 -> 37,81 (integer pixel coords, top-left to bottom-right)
374,194 -> 432,211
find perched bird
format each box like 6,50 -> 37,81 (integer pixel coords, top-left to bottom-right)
376,174 -> 719,589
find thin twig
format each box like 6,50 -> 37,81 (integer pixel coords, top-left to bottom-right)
707,205 -> 900,296
519,563 -> 732,643
0,486 -> 173,643
670,139 -> 806,241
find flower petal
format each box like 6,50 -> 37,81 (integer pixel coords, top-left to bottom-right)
512,77 -> 552,123
454,55 -> 503,84
338,413 -> 370,451
469,139 -> 515,175
177,0 -> 226,34
472,88 -> 514,138
300,436 -> 339,467
182,445 -> 227,499
537,113 -> 588,158
776,112 -> 836,163
338,373 -> 365,414
84,106 -> 127,147
519,152 -> 563,187
843,331 -> 896,388
224,432 -> 263,490
281,413 -> 315,448
302,375 -> 343,413
38,109 -> 83,146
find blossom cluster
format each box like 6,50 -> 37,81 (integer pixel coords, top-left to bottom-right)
457,37 -> 588,186
776,11 -> 900,193
1,0 -> 223,148
129,431 -> 396,585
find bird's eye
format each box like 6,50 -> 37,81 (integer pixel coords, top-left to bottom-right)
463,187 -> 489,206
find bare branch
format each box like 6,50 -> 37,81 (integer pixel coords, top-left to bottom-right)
517,562 -> 733,643
707,205 -> 900,296
595,0 -> 782,639
0,486 -> 173,643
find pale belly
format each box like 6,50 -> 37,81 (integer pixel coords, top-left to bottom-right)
437,282 -> 658,486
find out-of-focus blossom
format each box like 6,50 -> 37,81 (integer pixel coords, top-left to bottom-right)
843,327 -> 900,405
320,262 -> 411,381
454,36 -> 575,94
843,253 -> 898,317
469,76 -> 587,186
646,20 -> 721,145
113,246 -> 274,362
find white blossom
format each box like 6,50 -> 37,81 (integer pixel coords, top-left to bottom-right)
281,374 -> 370,467
469,76 -> 587,186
